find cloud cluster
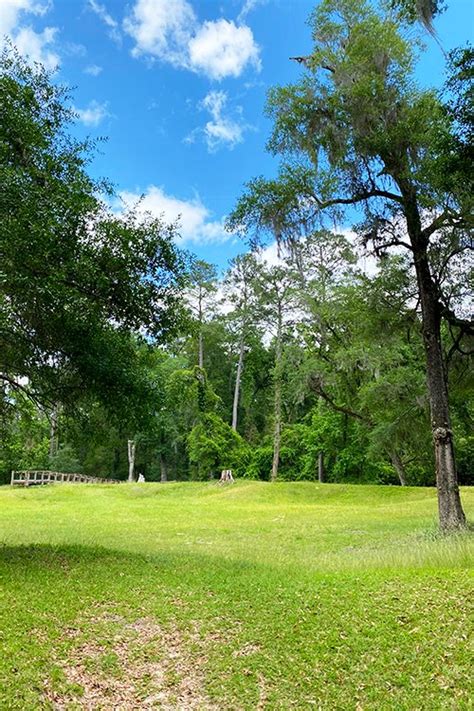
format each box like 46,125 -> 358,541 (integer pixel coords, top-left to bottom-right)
200,90 -> 249,151
74,100 -> 110,127
0,0 -> 59,69
117,186 -> 228,245
84,63 -> 103,76
123,0 -> 261,81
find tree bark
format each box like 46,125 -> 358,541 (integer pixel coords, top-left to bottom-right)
198,330 -> 204,370
401,186 -> 466,529
390,451 -> 407,487
198,287 -> 204,369
271,306 -> 283,482
232,339 -> 245,431
127,439 -> 136,483
160,453 -> 167,483
49,406 -> 58,459
318,451 -> 325,483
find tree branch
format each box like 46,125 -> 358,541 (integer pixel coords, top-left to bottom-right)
440,304 -> 474,337
373,238 -> 413,253
0,373 -> 51,410
308,374 -> 371,423
311,188 -> 403,208
423,210 -> 473,240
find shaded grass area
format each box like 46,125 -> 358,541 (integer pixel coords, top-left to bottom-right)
0,482 -> 473,709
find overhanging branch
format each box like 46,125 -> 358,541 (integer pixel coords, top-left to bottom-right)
308,374 -> 371,423
311,188 -> 403,209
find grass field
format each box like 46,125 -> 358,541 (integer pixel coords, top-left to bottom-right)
0,481 -> 472,710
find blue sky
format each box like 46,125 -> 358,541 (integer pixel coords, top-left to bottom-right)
2,0 -> 473,270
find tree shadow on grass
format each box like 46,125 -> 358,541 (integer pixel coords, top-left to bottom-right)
0,543 -> 472,711
0,544 -> 231,710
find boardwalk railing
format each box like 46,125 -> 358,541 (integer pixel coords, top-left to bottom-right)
10,470 -> 121,486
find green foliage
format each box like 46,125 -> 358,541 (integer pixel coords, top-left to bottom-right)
48,444 -> 82,474
0,48 -> 185,420
0,393 -> 49,482
244,444 -> 273,480
188,413 -> 249,480
1,16 -> 472,493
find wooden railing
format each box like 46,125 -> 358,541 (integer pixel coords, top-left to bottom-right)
10,470 -> 121,486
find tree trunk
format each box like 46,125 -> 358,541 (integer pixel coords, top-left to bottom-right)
127,439 -> 136,483
271,307 -> 283,482
198,288 -> 204,369
49,406 -> 58,459
318,451 -> 324,483
160,453 -> 168,483
401,188 -> 466,529
198,330 -> 204,369
390,451 -> 407,487
415,254 -> 465,529
232,339 -> 245,431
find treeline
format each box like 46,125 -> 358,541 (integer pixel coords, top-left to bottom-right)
1,0 -> 473,528
2,241 -> 472,486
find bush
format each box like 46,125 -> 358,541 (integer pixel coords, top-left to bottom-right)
188,413 -> 249,480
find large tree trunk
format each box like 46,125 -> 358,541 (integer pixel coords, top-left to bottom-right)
415,254 -> 465,529
402,190 -> 466,529
232,339 -> 245,431
390,451 -> 407,487
160,453 -> 168,483
127,439 -> 136,483
271,308 -> 283,482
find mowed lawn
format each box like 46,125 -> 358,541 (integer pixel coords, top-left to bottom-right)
0,482 -> 472,710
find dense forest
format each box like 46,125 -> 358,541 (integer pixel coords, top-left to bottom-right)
1,0 -> 472,527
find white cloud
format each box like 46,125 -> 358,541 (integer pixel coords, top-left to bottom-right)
238,0 -> 268,22
198,19 -> 260,80
117,186 -> 229,244
258,241 -> 286,266
12,25 -> 58,69
0,0 -> 59,70
123,0 -> 261,81
196,90 -> 248,151
123,0 -> 195,67
188,19 -> 261,80
88,0 -> 121,44
0,0 -> 49,35
74,100 -> 110,127
84,63 -> 103,76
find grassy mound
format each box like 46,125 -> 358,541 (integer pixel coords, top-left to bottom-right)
0,482 -> 472,709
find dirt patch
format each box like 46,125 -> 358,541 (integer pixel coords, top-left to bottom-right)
44,613 -> 218,710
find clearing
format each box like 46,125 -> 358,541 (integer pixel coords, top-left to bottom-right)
0,481 -> 472,709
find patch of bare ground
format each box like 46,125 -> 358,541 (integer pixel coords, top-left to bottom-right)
44,612 -> 218,710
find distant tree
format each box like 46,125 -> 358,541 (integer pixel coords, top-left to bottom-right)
223,253 -> 261,432
253,262 -> 297,481
186,260 -> 218,369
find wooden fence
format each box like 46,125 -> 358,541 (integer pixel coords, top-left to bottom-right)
10,470 -> 121,486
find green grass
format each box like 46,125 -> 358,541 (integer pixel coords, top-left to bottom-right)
0,481 -> 472,709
